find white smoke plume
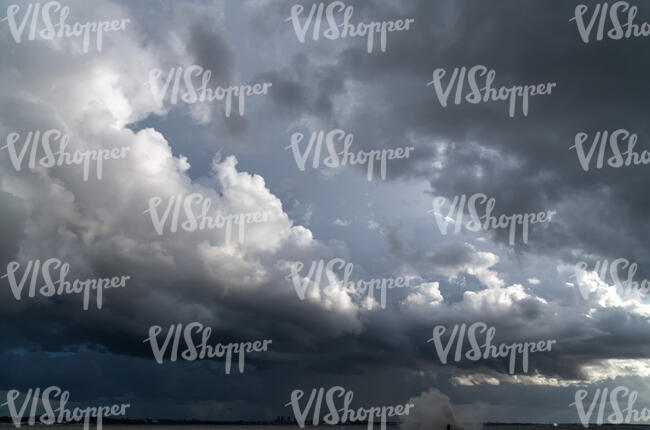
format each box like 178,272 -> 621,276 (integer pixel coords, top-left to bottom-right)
401,389 -> 485,430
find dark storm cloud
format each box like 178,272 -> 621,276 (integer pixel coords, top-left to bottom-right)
338,0 -> 650,259
250,0 -> 650,262
0,191 -> 28,262
253,59 -> 349,120
188,21 -> 234,86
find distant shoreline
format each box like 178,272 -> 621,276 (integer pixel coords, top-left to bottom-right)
3,419 -> 650,427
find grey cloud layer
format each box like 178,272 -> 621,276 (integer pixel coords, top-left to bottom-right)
1,0 -> 649,423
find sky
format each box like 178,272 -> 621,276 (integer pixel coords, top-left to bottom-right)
1,0 -> 650,425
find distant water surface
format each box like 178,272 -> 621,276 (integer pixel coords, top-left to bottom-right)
3,425 -> 650,430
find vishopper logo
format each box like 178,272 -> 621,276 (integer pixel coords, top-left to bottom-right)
1,2 -> 130,53
143,193 -> 275,245
570,386 -> 650,427
286,129 -> 414,181
2,130 -> 130,181
428,193 -> 556,245
571,2 -> 650,43
427,322 -> 556,374
144,65 -> 272,117
1,386 -> 130,430
285,386 -> 415,430
286,258 -> 414,309
427,65 -> 556,118
571,129 -> 650,171
572,258 -> 650,299
143,322 -> 272,374
1,258 -> 130,311
286,1 -> 415,54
